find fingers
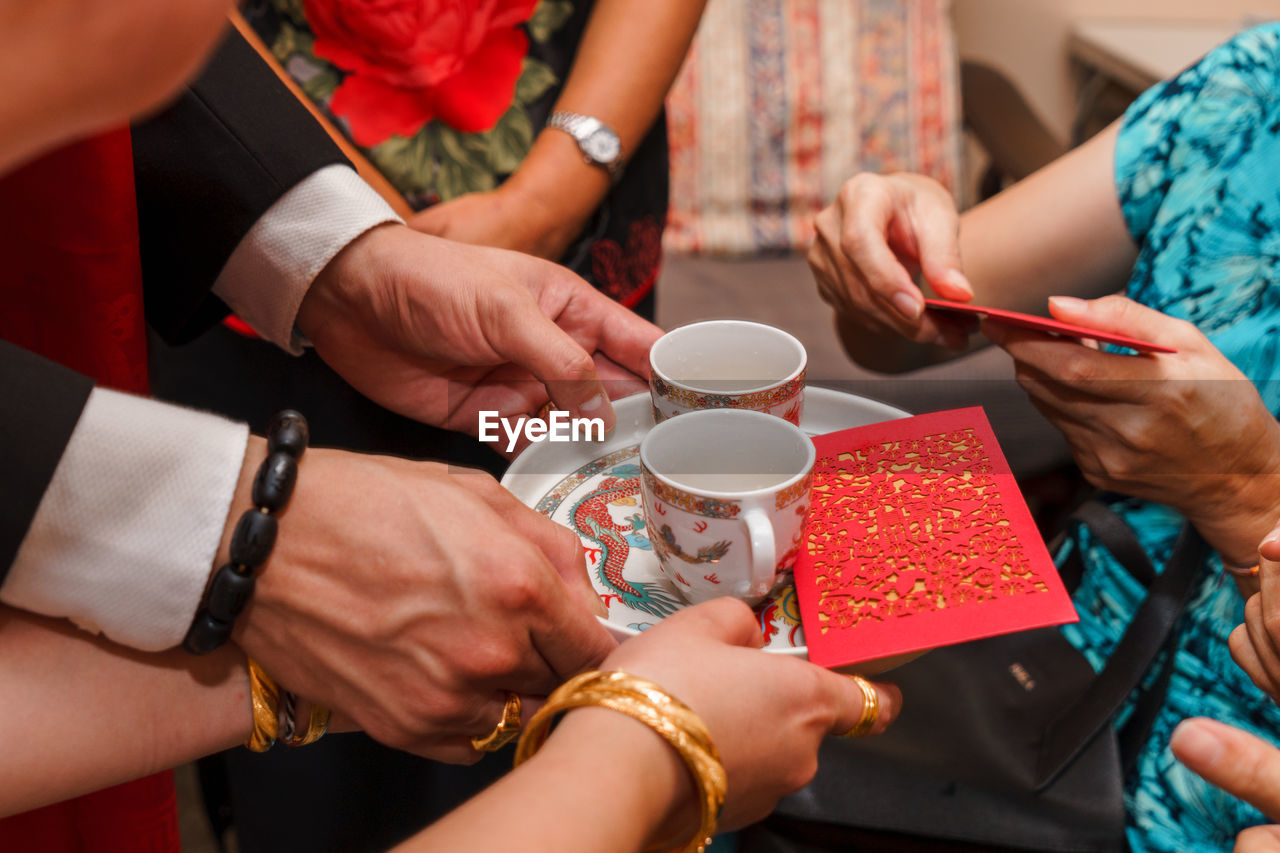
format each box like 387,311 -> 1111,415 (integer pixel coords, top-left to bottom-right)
1261,528 -> 1280,631
1231,624 -> 1280,702
1048,294 -> 1203,349
471,477 -> 605,618
581,287 -> 663,384
1171,717 -> 1280,820
910,202 -> 972,303
482,285 -> 618,434
591,353 -> 650,400
986,320 -> 1161,397
837,184 -> 925,322
440,467 -> 615,680
1237,825 -> 1280,852
408,205 -> 448,237
825,672 -> 902,737
1239,596 -> 1280,702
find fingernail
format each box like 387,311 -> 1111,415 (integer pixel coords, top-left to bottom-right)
1172,719 -> 1224,767
892,291 -> 923,321
946,270 -> 974,298
1049,295 -> 1087,313
581,394 -> 606,413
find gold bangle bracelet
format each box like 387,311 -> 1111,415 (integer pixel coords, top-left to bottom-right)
515,671 -> 727,853
245,658 -> 281,753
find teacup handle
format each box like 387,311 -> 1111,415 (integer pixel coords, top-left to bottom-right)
744,508 -> 777,599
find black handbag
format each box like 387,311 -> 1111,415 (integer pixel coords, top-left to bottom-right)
743,500 -> 1209,853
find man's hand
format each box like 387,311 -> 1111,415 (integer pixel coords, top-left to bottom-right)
1172,717 -> 1280,852
228,437 -> 616,762
295,223 -> 659,438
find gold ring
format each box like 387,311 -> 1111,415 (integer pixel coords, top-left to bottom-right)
471,692 -> 523,752
837,675 -> 880,738
285,702 -> 332,747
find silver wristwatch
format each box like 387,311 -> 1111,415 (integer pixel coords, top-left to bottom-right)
546,111 -> 624,181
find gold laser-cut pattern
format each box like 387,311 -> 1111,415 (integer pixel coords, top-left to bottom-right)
806,428 -> 1050,634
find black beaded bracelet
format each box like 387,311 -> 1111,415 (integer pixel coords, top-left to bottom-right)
183,410 -> 309,655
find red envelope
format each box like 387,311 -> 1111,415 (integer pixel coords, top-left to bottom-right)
794,407 -> 1078,669
924,297 -> 1177,354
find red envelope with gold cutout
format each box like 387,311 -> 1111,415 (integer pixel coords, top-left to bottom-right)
924,298 -> 1177,354
794,407 -> 1077,669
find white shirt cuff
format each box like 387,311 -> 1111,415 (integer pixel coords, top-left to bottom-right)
1,388 -> 249,651
212,164 -> 403,354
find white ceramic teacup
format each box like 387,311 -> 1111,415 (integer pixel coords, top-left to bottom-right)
649,320 -> 807,424
639,409 -> 815,606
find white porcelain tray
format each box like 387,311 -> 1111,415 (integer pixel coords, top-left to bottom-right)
502,388 -> 910,657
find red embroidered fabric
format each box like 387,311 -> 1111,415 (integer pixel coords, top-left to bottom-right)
794,407 -> 1077,669
0,130 -> 179,852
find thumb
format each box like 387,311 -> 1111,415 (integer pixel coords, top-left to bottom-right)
1047,294 -> 1195,347
1260,522 -> 1280,563
1172,717 -> 1280,819
660,598 -> 768,649
1237,825 -> 1280,852
486,292 -> 617,433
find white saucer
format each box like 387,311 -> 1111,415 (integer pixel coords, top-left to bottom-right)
502,388 -> 910,658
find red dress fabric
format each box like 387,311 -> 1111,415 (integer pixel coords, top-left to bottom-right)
0,129 -> 180,852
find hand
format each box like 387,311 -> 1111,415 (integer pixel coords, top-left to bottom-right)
1230,525 -> 1280,702
986,294 -> 1280,566
409,183 -> 583,262
1172,717 -> 1280,852
230,437 -> 616,762
808,172 -> 975,348
296,223 -> 659,441
554,599 -> 902,840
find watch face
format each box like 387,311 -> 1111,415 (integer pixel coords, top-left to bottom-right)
583,128 -> 621,164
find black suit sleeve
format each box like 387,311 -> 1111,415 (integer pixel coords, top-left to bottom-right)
0,341 -> 93,583
132,29 -> 351,344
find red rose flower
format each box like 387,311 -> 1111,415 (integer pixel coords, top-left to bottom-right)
305,0 -> 540,146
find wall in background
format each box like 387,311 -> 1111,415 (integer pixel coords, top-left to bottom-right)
952,0 -> 1280,140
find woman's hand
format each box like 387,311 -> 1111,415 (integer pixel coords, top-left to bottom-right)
582,599 -> 902,838
987,294 -> 1280,566
809,172 -> 975,349
1230,525 -> 1280,702
1172,717 -> 1280,852
410,182 -> 584,262
398,599 -> 901,852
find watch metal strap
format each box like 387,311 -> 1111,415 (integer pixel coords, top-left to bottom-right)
547,110 -> 624,181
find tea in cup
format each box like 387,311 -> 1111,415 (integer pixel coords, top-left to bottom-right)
649,320 -> 806,424
639,408 -> 815,606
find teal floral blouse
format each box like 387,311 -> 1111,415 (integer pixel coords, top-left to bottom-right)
1062,23 -> 1280,852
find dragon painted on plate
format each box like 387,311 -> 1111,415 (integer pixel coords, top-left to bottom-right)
569,464 -> 682,618
567,461 -> 804,645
